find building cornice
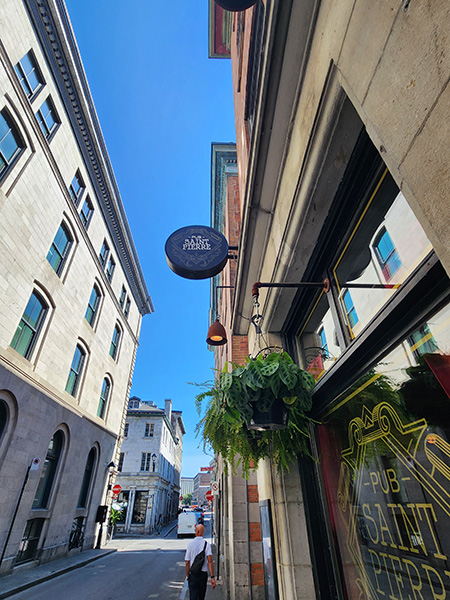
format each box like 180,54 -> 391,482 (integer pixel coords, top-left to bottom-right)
23,0 -> 153,315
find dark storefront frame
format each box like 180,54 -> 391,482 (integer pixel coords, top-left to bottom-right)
283,132 -> 450,599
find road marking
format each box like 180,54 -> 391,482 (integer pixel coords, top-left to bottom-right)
180,579 -> 189,600
147,595 -> 159,598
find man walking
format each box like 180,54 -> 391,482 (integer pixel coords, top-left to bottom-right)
185,523 -> 216,599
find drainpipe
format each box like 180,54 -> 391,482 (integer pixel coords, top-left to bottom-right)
245,481 -> 253,600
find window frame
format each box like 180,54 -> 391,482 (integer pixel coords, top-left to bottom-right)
69,170 -> 85,206
77,447 -> 97,508
0,108 -> 25,181
11,291 -> 48,360
85,284 -> 102,327
99,240 -> 110,267
35,96 -> 59,141
32,430 -> 64,509
15,50 -> 44,101
119,286 -> 126,309
46,222 -> 72,276
79,195 -> 94,229
372,226 -> 402,282
105,256 -> 115,283
109,324 -> 122,360
97,377 -> 111,419
140,452 -> 151,472
65,344 -> 86,397
124,297 -> 131,319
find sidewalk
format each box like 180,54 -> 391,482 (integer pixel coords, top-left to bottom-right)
0,547 -> 115,599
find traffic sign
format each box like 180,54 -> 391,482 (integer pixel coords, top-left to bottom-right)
112,484 -> 122,495
211,481 -> 219,494
205,490 -> 213,502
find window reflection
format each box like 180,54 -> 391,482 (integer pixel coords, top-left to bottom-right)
333,172 -> 432,338
317,301 -> 450,600
298,293 -> 342,380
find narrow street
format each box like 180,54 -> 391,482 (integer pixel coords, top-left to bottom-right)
11,515 -> 216,600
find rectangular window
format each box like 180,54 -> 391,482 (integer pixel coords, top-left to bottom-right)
118,453 -> 124,472
99,240 -> 109,267
144,423 -> 154,438
124,298 -> 131,319
85,285 -> 101,326
119,286 -> 126,308
15,51 -> 43,100
16,518 -> 45,565
140,452 -> 151,472
11,292 -> 47,359
36,97 -> 59,139
109,325 -> 121,360
123,423 -> 129,437
106,256 -> 115,283
65,345 -> 85,396
69,171 -> 85,206
79,196 -> 93,229
46,223 -> 72,275
0,109 -> 23,178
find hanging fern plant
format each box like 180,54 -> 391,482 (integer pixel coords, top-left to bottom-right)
195,351 -> 317,477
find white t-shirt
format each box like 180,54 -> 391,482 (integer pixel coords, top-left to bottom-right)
185,536 -> 212,572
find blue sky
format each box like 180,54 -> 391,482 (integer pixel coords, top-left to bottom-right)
64,1 -> 236,476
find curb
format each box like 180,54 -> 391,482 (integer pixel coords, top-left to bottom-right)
0,549 -> 116,599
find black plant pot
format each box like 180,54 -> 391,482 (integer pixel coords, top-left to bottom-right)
248,400 -> 288,431
214,0 -> 257,12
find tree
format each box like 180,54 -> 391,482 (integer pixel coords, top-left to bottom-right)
182,493 -> 192,505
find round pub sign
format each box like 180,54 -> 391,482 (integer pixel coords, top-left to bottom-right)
165,225 -> 229,280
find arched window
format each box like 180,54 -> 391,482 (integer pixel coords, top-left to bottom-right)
32,430 -> 64,509
46,222 -> 72,276
77,447 -> 96,508
11,291 -> 48,359
0,401 -> 8,441
85,284 -> 102,327
109,324 -> 122,360
65,344 -> 86,396
0,109 -> 24,179
97,378 -> 111,419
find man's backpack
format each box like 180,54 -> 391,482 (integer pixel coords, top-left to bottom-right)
190,541 -> 207,576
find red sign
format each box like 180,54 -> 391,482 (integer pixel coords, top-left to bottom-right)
205,490 -> 213,501
201,466 -> 214,472
112,484 -> 121,495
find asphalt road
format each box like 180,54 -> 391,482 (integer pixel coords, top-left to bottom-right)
12,514 -> 214,600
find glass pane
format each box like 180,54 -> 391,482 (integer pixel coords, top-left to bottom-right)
298,292 -> 342,381
46,245 -> 61,272
333,172 -> 433,340
0,113 -> 9,139
132,491 -> 147,524
11,322 -> 33,357
1,129 -> 19,163
65,371 -> 77,395
27,69 -> 40,93
316,301 -> 450,599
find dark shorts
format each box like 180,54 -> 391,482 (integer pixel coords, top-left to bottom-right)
188,571 -> 208,600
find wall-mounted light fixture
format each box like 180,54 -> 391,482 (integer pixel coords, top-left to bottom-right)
207,285 -> 235,346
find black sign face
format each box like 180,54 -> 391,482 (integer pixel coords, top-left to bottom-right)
165,225 -> 229,280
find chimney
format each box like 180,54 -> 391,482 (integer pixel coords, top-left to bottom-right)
165,398 -> 172,422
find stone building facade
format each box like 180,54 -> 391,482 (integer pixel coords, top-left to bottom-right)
0,0 -> 152,575
114,397 -> 185,534
209,1 -> 450,599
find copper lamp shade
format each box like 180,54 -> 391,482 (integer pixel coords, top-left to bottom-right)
207,318 -> 228,346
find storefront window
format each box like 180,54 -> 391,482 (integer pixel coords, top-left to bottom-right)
316,301 -> 450,599
332,172 -> 432,339
113,491 -> 129,523
298,293 -> 342,381
132,491 -> 147,524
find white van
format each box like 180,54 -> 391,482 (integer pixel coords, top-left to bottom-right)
177,511 -> 197,538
